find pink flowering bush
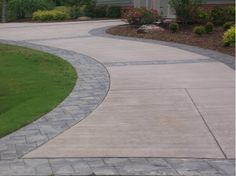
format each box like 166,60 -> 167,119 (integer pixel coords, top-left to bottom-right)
126,8 -> 159,25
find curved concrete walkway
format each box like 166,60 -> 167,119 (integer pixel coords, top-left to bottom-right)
0,20 -> 235,175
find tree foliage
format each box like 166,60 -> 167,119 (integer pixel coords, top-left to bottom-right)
169,0 -> 203,24
8,0 -> 55,19
1,0 -> 8,23
52,0 -> 95,6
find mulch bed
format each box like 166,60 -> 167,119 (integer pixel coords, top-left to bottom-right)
107,24 -> 235,56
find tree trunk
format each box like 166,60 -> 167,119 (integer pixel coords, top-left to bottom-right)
1,0 -> 7,23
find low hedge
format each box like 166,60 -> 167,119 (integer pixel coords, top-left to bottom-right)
32,9 -> 68,21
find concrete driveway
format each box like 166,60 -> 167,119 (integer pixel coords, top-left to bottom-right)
0,20 -> 234,175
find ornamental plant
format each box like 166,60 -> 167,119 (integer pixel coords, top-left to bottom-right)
169,22 -> 179,33
193,25 -> 206,36
223,22 -> 233,32
194,7 -> 209,24
223,26 -> 235,46
126,8 -> 159,25
205,22 -> 213,33
169,0 -> 203,24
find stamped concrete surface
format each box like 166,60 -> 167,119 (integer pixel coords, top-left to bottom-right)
0,20 -> 235,175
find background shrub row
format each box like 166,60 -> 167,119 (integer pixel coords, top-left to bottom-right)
0,0 -> 122,21
0,0 -> 235,26
32,5 -> 122,22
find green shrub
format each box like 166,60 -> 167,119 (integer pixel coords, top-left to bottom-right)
54,6 -> 68,13
8,0 -> 55,19
78,4 -> 95,17
106,6 -> 121,18
0,1 -> 2,21
67,6 -> 80,19
210,8 -> 224,25
169,0 -> 203,24
33,10 -> 52,21
226,6 -> 235,22
169,22 -> 179,33
139,9 -> 159,25
52,1 -> 95,18
126,8 -> 159,25
205,22 -> 214,33
210,7 -> 235,25
54,0 -> 95,7
193,25 -> 206,36
223,26 -> 235,46
93,6 -> 107,18
194,7 -> 209,24
32,9 -> 68,21
223,22 -> 234,31
55,6 -> 71,17
53,10 -> 68,20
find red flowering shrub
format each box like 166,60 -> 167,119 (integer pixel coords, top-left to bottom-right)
126,8 -> 159,25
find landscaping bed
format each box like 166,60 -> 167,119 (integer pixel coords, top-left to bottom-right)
107,24 -> 235,56
0,44 -> 77,137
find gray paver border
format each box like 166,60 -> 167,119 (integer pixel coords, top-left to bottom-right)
0,39 -> 111,161
89,26 -> 235,69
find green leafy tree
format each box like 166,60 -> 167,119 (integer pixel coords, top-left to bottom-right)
8,0 -> 55,19
1,0 -> 8,23
52,0 -> 95,6
169,0 -> 203,24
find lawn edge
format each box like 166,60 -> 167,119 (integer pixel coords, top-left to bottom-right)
0,39 -> 110,160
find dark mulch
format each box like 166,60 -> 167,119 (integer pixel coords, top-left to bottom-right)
107,24 -> 235,56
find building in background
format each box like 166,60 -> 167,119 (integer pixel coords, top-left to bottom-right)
133,0 -> 235,18
96,0 -> 234,19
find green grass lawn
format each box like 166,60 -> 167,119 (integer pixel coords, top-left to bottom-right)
0,44 -> 77,137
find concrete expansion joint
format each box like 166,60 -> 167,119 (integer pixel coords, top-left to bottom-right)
184,88 -> 228,159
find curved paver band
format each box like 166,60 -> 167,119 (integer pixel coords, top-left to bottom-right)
89,26 -> 235,69
0,39 -> 110,160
